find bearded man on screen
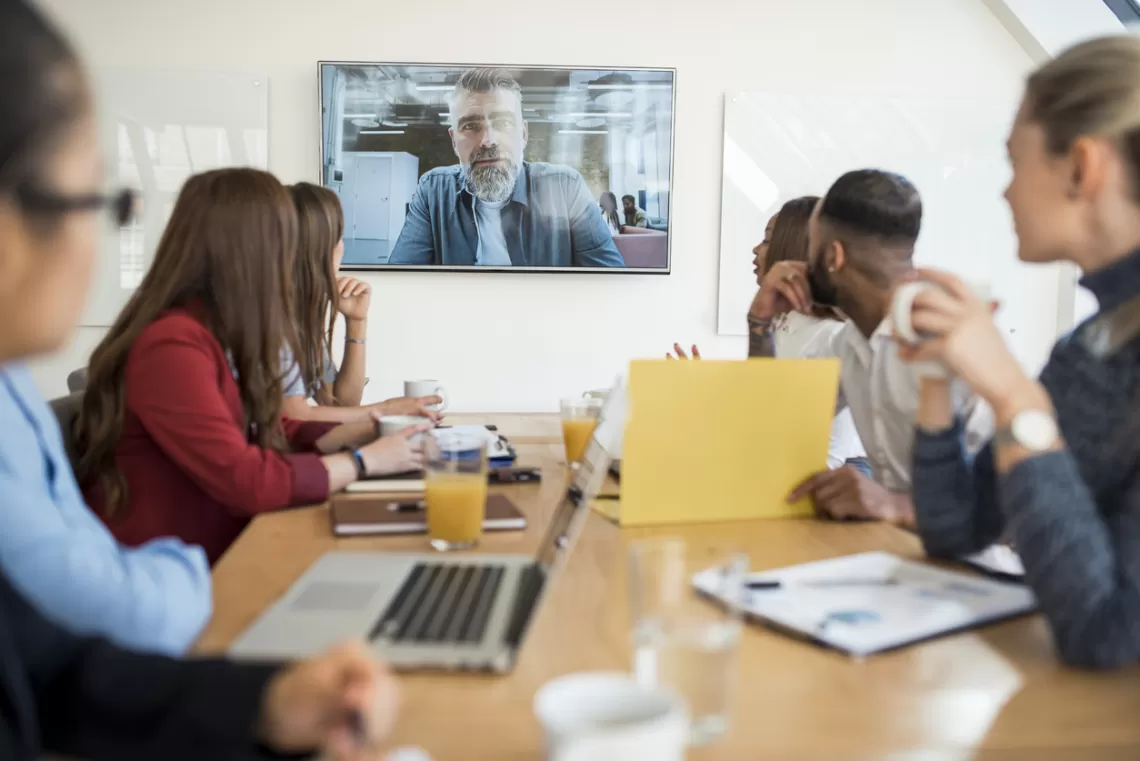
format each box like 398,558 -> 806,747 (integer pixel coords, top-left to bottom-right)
388,67 -> 625,268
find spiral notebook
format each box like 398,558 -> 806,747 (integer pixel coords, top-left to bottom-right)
692,552 -> 1037,657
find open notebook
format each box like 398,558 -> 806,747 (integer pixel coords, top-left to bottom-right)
692,552 -> 1036,657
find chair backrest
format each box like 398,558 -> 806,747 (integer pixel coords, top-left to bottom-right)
48,392 -> 83,474
66,367 -> 88,393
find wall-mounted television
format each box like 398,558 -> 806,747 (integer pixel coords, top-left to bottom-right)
319,62 -> 675,273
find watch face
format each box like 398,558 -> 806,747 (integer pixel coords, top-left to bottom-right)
1011,410 -> 1058,452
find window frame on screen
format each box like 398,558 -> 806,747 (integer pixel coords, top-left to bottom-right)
1102,0 -> 1140,23
317,60 -> 677,276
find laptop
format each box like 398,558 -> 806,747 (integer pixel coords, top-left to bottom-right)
229,384 -> 621,673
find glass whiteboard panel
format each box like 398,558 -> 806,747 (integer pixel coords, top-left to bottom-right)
717,92 -> 1063,374
81,70 -> 268,326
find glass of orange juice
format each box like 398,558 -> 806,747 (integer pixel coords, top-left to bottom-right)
424,431 -> 488,551
560,397 -> 603,468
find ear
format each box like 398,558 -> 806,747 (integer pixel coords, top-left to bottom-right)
0,199 -> 30,303
1070,135 -> 1108,201
830,240 -> 847,272
448,127 -> 458,153
522,120 -> 529,145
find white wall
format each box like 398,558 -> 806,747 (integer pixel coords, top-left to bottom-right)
31,0 -> 1036,410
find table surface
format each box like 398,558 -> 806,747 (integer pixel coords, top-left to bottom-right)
197,415 -> 1140,761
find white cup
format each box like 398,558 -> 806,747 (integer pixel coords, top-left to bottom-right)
891,279 -> 993,378
534,672 -> 689,761
582,389 -> 608,401
379,415 -> 425,438
404,379 -> 447,412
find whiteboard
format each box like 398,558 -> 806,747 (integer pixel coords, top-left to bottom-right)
81,70 -> 269,327
717,92 -> 1063,374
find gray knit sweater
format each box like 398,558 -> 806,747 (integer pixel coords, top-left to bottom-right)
912,251 -> 1140,668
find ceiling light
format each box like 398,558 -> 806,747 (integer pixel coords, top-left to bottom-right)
416,84 -> 454,91
576,117 -> 606,128
559,129 -> 609,135
359,130 -> 406,135
350,118 -> 380,128
382,121 -> 408,127
344,113 -> 378,118
587,83 -> 672,90
559,112 -> 631,118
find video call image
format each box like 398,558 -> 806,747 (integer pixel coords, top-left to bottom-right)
319,63 -> 675,271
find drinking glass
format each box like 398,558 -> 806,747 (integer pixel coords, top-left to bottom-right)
423,431 -> 488,551
627,538 -> 747,746
560,397 -> 603,468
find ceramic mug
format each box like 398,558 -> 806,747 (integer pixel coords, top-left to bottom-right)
404,379 -> 447,412
891,280 -> 993,378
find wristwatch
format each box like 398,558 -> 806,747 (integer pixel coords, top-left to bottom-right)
993,409 -> 1059,453
351,448 -> 368,478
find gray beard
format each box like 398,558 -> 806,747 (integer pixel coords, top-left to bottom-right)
465,159 -> 519,203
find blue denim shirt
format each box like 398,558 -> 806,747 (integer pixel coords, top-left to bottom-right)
388,161 -> 625,268
0,364 -> 212,654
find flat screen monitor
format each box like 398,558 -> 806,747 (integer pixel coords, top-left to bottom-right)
319,62 -> 675,273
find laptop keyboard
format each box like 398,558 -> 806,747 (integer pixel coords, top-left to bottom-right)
369,563 -> 505,646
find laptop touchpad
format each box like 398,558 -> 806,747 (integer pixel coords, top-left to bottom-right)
290,581 -> 381,611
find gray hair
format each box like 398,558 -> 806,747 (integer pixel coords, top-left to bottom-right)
447,68 -> 522,128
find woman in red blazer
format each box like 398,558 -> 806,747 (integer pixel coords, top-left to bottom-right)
75,168 -> 421,563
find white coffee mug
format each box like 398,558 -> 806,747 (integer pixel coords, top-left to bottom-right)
891,280 -> 993,378
379,415 -> 425,438
534,672 -> 689,761
404,379 -> 447,412
582,390 -> 608,401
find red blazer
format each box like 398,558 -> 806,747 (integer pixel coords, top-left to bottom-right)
84,308 -> 336,564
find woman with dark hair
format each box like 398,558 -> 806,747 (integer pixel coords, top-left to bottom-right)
76,168 -> 426,563
0,2 -> 398,758
599,191 -> 622,234
669,196 -> 865,469
281,182 -> 441,423
0,0 -> 212,654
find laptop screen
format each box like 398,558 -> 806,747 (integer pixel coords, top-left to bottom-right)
532,383 -> 622,570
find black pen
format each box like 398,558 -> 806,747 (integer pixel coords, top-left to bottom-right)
746,577 -> 898,590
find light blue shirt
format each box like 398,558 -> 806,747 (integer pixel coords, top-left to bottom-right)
474,197 -> 512,266
0,364 -> 212,654
280,346 -> 338,398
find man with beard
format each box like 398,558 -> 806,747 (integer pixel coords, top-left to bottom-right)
749,169 -> 991,527
621,194 -> 649,228
388,68 -> 624,267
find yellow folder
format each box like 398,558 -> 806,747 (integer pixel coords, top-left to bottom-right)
614,358 -> 840,526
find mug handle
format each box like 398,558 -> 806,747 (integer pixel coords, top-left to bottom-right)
435,386 -> 448,412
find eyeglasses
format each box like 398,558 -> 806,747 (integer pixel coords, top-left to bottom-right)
17,186 -> 136,227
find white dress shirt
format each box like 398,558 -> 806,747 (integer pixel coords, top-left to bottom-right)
773,312 -> 867,469
828,318 -> 993,492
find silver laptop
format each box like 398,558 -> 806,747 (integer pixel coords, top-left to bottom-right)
229,385 -> 621,673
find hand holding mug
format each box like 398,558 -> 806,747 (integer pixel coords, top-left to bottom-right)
258,641 -> 400,759
359,421 -> 429,476
750,261 -> 811,321
893,269 -> 1026,405
375,396 -> 443,423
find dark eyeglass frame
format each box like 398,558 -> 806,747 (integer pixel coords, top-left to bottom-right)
16,186 -> 136,227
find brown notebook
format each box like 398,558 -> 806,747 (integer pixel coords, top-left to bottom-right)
330,494 -> 527,537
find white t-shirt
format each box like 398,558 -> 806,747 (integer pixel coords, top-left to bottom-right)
773,312 -> 866,469
827,318 -> 993,492
474,198 -> 511,266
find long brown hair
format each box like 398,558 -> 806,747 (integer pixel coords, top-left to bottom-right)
75,168 -> 299,519
288,182 -> 343,395
763,195 -> 820,273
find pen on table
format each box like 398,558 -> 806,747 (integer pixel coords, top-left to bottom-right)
746,577 -> 899,590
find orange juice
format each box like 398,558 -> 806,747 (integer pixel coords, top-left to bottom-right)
562,418 -> 599,463
425,472 -> 487,548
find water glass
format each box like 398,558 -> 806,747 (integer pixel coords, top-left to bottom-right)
627,538 -> 747,746
423,431 -> 487,551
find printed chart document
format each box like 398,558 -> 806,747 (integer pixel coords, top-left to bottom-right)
693,552 -> 1037,657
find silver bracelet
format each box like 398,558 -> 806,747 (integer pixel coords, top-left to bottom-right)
344,337 -> 366,345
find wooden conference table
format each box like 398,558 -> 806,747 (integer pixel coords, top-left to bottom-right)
197,415 -> 1140,761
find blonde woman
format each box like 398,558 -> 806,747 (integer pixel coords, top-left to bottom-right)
907,36 -> 1140,668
